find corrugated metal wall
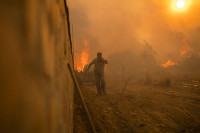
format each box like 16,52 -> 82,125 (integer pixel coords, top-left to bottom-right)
0,0 -> 74,133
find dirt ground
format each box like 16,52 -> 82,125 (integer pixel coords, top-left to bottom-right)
73,79 -> 200,133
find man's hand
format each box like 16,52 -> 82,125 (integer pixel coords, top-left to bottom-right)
99,58 -> 108,64
105,60 -> 108,64
86,64 -> 91,72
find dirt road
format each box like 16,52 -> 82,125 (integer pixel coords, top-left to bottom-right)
74,80 -> 200,133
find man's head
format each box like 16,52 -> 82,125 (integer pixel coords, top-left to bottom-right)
97,52 -> 102,59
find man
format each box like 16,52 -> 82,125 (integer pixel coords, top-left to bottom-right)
87,52 -> 108,95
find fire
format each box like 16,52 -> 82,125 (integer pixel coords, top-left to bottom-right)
161,59 -> 177,68
180,38 -> 191,57
160,39 -> 191,68
75,40 -> 89,72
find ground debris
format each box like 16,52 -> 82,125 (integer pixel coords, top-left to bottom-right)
74,80 -> 200,133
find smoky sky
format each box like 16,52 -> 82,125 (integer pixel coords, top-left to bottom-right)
68,0 -> 200,69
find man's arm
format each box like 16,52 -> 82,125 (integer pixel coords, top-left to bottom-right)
105,60 -> 108,64
87,59 -> 96,70
102,58 -> 108,64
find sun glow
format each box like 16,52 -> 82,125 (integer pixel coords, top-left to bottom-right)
171,0 -> 191,12
176,0 -> 185,8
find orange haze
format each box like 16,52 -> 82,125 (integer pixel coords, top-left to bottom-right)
69,0 -> 200,74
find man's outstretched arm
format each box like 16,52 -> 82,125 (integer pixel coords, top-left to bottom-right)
102,58 -> 108,64
105,60 -> 108,64
87,59 -> 96,70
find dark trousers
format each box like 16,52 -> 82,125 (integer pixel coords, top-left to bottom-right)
95,73 -> 105,94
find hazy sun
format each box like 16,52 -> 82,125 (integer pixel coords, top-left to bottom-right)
171,0 -> 191,12
176,0 -> 185,8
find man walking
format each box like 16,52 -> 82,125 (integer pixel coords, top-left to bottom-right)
87,52 -> 108,95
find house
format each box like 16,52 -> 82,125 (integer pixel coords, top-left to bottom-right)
0,0 -> 74,133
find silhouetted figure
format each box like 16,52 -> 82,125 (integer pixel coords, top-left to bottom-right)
87,52 -> 108,95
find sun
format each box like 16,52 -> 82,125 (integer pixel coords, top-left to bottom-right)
176,0 -> 185,8
171,0 -> 191,12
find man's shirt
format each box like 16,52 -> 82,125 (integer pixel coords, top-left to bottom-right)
89,58 -> 108,74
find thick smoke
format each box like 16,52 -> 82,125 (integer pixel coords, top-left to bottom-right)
107,41 -> 164,80
68,0 -> 200,78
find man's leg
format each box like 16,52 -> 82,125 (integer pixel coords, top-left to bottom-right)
95,74 -> 102,94
100,73 -> 106,94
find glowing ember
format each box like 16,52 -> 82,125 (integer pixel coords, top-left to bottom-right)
161,59 -> 177,68
180,38 -> 191,57
75,40 -> 89,72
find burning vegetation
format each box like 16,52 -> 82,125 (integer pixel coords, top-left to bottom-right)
180,38 -> 191,58
75,40 -> 89,72
161,38 -> 192,69
161,59 -> 177,68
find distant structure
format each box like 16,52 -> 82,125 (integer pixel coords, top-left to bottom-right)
0,0 -> 74,133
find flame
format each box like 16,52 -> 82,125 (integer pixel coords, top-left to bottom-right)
160,39 -> 191,68
75,40 -> 89,72
161,59 -> 177,68
180,38 -> 191,57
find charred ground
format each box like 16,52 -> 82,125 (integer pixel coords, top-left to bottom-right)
74,78 -> 200,133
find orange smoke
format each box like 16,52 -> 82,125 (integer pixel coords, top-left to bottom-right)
161,59 -> 177,68
75,40 -> 89,72
180,38 -> 191,57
